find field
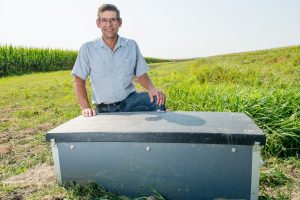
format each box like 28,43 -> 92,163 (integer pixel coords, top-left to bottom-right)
0,45 -> 299,199
0,45 -> 172,77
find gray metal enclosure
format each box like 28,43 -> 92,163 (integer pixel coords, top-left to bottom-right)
46,112 -> 265,200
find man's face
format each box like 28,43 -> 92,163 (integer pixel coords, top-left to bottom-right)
96,10 -> 122,40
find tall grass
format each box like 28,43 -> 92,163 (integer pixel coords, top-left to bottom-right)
151,45 -> 300,157
165,81 -> 299,157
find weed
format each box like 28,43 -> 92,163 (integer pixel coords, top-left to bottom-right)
260,167 -> 291,187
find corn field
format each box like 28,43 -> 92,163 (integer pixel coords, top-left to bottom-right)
0,45 -> 171,77
0,45 -> 77,77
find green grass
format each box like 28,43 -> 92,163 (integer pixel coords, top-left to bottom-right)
0,45 -> 300,199
0,71 -> 79,181
148,46 -> 300,158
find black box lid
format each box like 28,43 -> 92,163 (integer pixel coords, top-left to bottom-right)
46,112 -> 265,145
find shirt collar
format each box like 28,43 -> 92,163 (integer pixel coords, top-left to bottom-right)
94,35 -> 127,49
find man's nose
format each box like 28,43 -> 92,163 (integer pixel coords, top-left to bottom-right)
105,20 -> 113,26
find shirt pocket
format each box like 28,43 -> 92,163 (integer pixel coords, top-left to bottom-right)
122,58 -> 134,77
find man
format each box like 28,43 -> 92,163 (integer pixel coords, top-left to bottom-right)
72,4 -> 166,117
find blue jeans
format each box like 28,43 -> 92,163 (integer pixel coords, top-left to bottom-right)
96,92 -> 166,113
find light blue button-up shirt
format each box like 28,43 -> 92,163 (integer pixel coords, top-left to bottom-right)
72,36 -> 149,104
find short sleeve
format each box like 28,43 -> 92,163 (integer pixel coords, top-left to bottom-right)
72,44 -> 90,80
134,41 -> 149,77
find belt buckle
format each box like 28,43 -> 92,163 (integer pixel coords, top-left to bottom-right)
112,101 -> 121,106
106,102 -> 119,107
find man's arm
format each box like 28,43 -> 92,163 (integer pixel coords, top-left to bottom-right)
137,73 -> 165,106
74,75 -> 96,117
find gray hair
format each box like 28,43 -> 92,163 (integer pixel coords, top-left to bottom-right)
97,4 -> 121,19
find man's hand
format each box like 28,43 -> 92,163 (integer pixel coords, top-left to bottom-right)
137,73 -> 166,106
74,76 -> 96,117
148,88 -> 165,106
81,108 -> 96,117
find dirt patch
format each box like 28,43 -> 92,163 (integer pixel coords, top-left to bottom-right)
291,191 -> 300,200
260,158 -> 300,200
0,129 -> 32,144
0,116 -> 15,123
286,161 -> 300,200
0,122 -> 54,144
2,188 -> 38,200
1,163 -> 57,199
0,143 -> 13,155
1,163 -> 56,187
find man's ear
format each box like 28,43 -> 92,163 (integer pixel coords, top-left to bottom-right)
96,18 -> 101,28
118,18 -> 122,27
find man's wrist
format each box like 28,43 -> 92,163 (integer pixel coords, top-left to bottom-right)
81,106 -> 92,110
148,86 -> 157,93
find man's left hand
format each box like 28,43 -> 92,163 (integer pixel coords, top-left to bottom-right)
148,88 -> 165,106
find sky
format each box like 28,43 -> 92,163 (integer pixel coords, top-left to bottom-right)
1,0 -> 300,59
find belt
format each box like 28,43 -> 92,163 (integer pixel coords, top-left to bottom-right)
97,101 -> 122,108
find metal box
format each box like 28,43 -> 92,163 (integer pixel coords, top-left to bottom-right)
46,111 -> 265,200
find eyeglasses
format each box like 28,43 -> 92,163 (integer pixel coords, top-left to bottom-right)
99,18 -> 120,24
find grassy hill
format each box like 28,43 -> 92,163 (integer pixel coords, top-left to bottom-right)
0,45 -> 299,199
151,46 -> 300,157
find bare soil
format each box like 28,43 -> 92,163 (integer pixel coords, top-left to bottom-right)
1,163 -> 56,199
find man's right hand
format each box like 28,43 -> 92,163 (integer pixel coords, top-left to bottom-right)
81,108 -> 96,117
